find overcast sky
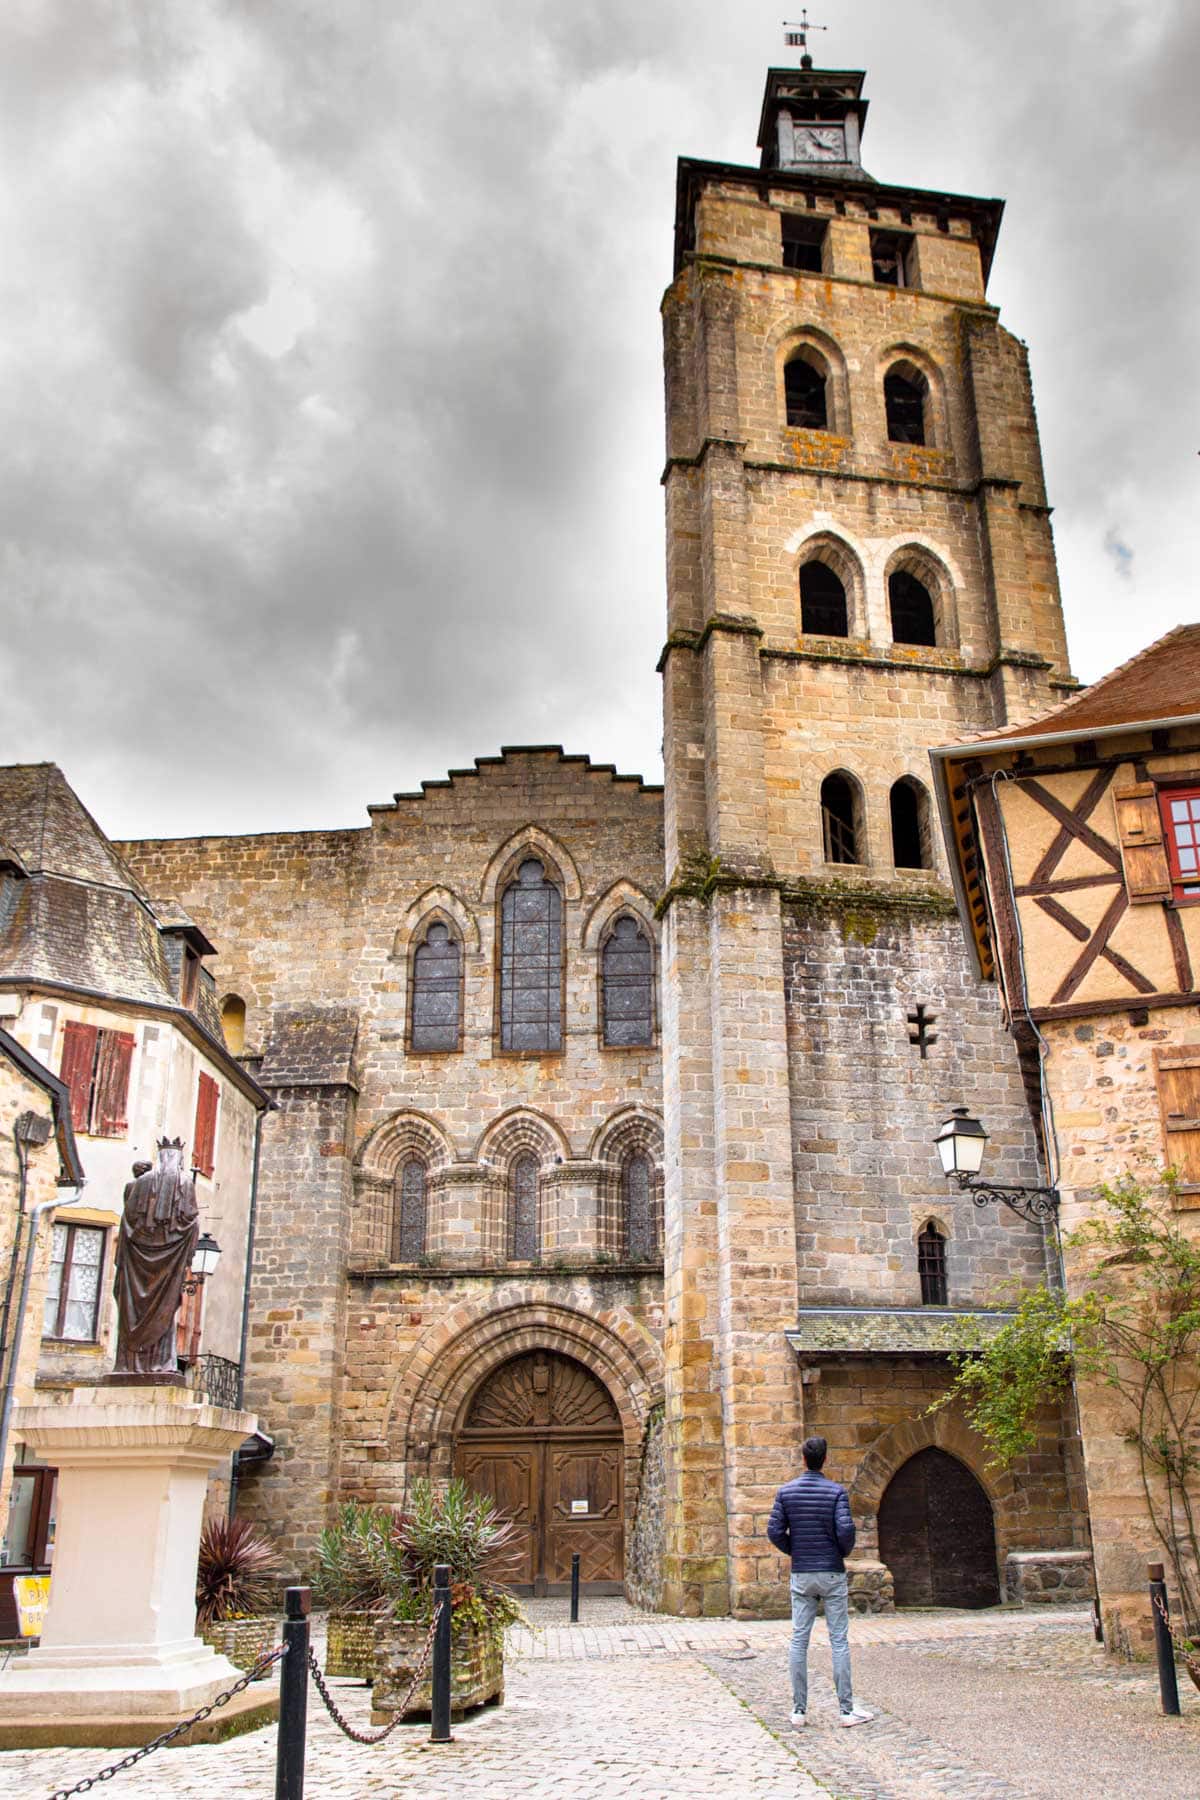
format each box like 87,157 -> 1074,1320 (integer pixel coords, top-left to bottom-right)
1,0 -> 1196,838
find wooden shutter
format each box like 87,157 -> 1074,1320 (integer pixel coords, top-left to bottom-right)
176,1278 -> 204,1363
58,1021 -> 98,1134
1114,783 -> 1171,902
92,1031 -> 135,1137
192,1072 -> 219,1178
1155,1049 -> 1200,1190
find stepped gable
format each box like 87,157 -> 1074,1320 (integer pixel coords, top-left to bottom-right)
368,745 -> 663,814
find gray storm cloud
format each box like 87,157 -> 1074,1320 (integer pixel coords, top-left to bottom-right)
0,0 -> 1196,836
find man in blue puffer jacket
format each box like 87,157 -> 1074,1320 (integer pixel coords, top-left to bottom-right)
767,1434 -> 874,1729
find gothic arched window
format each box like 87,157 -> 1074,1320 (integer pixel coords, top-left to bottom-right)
918,1221 -> 948,1306
622,1152 -> 655,1261
602,917 -> 654,1047
884,367 -> 928,445
889,569 -> 938,646
509,1152 -> 540,1260
800,562 -> 848,637
499,859 -> 563,1053
821,773 -> 861,864
393,1158 -> 427,1262
410,921 -> 462,1052
891,778 -> 931,870
784,355 -> 828,431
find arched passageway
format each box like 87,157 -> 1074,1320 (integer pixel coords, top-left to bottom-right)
878,1446 -> 1000,1608
453,1349 -> 624,1596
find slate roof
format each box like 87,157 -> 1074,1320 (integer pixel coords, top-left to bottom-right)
962,624 -> 1200,749
0,764 -> 153,897
258,1008 -> 360,1090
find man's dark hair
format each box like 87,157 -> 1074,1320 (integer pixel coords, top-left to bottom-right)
802,1435 -> 828,1470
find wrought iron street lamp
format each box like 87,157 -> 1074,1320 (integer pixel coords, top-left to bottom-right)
934,1108 -> 1059,1223
183,1231 -> 222,1294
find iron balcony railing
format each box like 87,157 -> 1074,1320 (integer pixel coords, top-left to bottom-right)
181,1353 -> 241,1410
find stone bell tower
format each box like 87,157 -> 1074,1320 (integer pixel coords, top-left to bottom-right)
657,59 -> 1081,1617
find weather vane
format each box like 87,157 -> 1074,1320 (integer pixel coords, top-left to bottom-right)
783,11 -> 828,69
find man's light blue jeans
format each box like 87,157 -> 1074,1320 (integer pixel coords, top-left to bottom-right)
789,1570 -> 853,1715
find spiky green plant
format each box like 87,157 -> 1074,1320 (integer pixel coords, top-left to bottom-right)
195,1515 -> 282,1626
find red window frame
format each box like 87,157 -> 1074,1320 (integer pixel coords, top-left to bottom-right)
1160,786 -> 1200,900
192,1072 -> 219,1179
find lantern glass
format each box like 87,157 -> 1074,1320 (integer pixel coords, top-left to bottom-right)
190,1232 -> 221,1281
935,1109 -> 988,1180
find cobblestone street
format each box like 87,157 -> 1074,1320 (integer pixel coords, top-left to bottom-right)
4,1602 -> 1198,1800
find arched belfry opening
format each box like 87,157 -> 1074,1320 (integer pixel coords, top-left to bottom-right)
452,1349 -> 624,1596
878,1447 -> 1000,1608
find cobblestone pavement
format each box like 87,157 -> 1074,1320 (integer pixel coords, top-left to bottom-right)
4,1602 -> 1198,1800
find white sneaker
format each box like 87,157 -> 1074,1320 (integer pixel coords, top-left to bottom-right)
789,1709 -> 807,1728
839,1706 -> 874,1728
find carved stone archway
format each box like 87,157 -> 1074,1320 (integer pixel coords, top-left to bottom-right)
388,1295 -> 664,1589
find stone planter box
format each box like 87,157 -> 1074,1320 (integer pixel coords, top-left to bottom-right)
371,1619 -> 503,1724
199,1615 -> 277,1677
1004,1549 -> 1093,1607
325,1610 -> 380,1680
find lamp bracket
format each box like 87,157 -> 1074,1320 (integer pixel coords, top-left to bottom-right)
952,1173 -> 1059,1223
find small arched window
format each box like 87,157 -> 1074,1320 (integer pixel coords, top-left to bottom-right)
392,1158 -> 428,1261
918,1221 -> 948,1306
890,778 -> 931,870
885,367 -> 929,445
411,921 -> 462,1052
821,773 -> 860,864
509,1152 -> 540,1260
784,355 -> 828,431
623,1152 -> 655,1261
800,562 -> 848,637
889,570 -> 937,646
499,859 -> 562,1054
220,994 -> 246,1057
602,917 -> 654,1047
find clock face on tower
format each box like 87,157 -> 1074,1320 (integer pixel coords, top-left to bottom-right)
793,124 -> 845,162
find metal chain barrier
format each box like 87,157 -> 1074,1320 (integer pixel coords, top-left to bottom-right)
306,1613 -> 438,1745
43,1643 -> 287,1800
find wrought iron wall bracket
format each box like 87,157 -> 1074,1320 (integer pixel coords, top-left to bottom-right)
953,1173 -> 1060,1223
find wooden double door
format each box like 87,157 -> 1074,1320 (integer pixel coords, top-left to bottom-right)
454,1351 -> 624,1594
878,1446 -> 1001,1609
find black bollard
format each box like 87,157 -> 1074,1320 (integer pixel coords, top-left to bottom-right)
1148,1563 -> 1181,1717
430,1562 -> 453,1743
570,1551 -> 581,1623
275,1585 -> 311,1800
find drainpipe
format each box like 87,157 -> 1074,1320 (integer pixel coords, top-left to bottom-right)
0,1169 -> 86,1496
0,1116 -> 43,1396
228,1104 -> 266,1518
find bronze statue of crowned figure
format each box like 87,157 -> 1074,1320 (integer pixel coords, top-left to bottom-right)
107,1137 -> 200,1385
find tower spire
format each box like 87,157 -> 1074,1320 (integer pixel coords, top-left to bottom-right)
783,11 -> 828,70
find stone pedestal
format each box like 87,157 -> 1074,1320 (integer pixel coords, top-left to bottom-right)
0,1385 -> 277,1747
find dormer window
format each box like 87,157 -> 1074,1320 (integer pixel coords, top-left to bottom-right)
870,230 -> 915,289
781,213 -> 826,273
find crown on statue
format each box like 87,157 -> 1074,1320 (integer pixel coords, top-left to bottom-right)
156,1136 -> 187,1152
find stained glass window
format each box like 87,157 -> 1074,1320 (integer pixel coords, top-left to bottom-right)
43,1223 -> 104,1340
499,860 -> 562,1053
510,1153 -> 540,1260
602,917 -> 654,1047
411,922 -> 461,1053
623,1153 -> 655,1260
393,1158 -> 427,1261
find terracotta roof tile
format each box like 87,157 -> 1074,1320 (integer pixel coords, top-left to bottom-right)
964,624 -> 1200,747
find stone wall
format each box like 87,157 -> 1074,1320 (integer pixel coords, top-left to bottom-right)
1044,1006 -> 1200,1650
627,1401 -> 665,1611
120,752 -> 668,1580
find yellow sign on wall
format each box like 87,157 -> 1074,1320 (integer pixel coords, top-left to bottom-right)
14,1575 -> 50,1637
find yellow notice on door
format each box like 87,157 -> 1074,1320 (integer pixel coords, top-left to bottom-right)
14,1575 -> 50,1637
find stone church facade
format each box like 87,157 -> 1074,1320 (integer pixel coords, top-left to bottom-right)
117,61 -> 1093,1615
